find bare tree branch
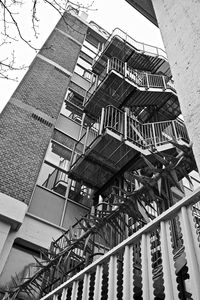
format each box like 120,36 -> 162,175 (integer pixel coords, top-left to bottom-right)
0,0 -> 96,80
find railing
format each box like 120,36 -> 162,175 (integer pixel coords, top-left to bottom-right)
69,105 -> 189,171
41,188 -> 200,300
110,57 -> 175,91
94,27 -> 167,64
84,57 -> 176,106
128,117 -> 189,148
104,105 -> 188,148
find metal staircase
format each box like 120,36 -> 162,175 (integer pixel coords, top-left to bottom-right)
85,57 -> 178,121
69,105 -> 189,190
93,28 -> 171,77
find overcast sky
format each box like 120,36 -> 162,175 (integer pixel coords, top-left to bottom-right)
0,0 -> 164,112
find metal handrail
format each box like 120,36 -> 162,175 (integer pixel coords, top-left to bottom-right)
109,57 -> 175,92
41,188 -> 200,300
69,106 -> 189,172
102,105 -> 189,148
93,27 -> 167,64
84,57 -> 176,107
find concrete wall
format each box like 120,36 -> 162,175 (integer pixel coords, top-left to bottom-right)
0,214 -> 63,288
0,193 -> 88,289
151,0 -> 200,172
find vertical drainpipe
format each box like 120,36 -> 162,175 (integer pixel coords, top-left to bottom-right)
60,161 -> 71,227
78,113 -> 86,140
60,113 -> 86,227
83,126 -> 89,155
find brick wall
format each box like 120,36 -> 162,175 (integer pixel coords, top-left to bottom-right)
0,12 -> 88,204
0,104 -> 53,203
13,58 -> 70,118
56,12 -> 87,44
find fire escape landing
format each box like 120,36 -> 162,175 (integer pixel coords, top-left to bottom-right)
84,57 -> 179,122
93,28 -> 171,77
69,105 -> 190,191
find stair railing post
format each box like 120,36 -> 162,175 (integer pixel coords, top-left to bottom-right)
152,122 -> 157,147
107,58 -> 110,74
142,42 -> 145,52
156,47 -> 159,56
99,107 -> 105,135
172,120 -> 178,140
162,75 -> 167,90
124,109 -> 128,140
146,73 -> 150,89
124,62 -> 127,78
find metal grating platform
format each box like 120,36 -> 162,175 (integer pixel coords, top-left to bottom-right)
69,133 -> 137,189
93,36 -> 171,77
84,71 -> 180,121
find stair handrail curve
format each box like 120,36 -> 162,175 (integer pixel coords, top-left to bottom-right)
93,27 -> 167,65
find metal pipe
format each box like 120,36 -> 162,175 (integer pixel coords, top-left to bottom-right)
124,62 -> 127,77
78,113 -> 86,141
83,126 -> 89,155
124,110 -> 128,140
107,58 -> 110,74
172,120 -> 178,140
152,122 -> 156,147
146,73 -> 149,89
99,107 -> 105,135
162,75 -> 167,89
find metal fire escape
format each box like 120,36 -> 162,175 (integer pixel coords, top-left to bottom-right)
68,28 -> 193,197
4,28 -> 198,299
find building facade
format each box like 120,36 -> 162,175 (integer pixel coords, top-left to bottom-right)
0,6 -> 200,300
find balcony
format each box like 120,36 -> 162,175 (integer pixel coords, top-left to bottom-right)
93,28 -> 171,77
84,57 -> 179,121
69,105 -> 189,190
40,188 -> 200,300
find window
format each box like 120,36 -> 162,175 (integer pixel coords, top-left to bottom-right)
74,57 -> 93,81
74,65 -> 92,81
85,34 -> 100,50
77,57 -> 92,70
37,141 -> 72,196
0,240 -> 41,289
82,44 -> 97,58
